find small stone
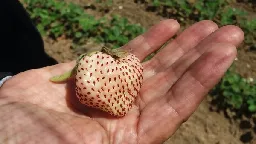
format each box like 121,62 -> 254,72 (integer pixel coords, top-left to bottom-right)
248,77 -> 254,83
246,64 -> 251,68
118,6 -> 123,9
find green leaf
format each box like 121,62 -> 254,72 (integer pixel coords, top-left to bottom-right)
37,24 -> 46,35
50,21 -> 61,27
223,91 -> 233,97
75,32 -> 83,38
249,104 -> 256,112
231,85 -> 240,93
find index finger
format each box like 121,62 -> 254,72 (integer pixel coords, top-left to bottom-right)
122,19 -> 180,61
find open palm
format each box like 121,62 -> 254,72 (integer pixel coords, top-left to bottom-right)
0,20 -> 244,144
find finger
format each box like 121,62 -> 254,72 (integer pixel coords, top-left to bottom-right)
170,25 -> 244,72
138,43 -> 237,144
122,19 -> 180,61
137,26 -> 244,108
143,20 -> 218,79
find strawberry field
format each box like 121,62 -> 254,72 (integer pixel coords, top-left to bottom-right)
22,0 -> 256,143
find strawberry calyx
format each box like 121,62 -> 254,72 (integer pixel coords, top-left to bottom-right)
101,46 -> 129,59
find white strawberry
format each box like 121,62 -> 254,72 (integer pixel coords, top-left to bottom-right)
50,47 -> 143,117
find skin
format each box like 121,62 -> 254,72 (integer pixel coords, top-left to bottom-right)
0,19 -> 244,144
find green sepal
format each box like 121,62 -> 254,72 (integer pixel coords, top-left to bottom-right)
49,53 -> 87,83
101,46 -> 128,58
49,68 -> 76,82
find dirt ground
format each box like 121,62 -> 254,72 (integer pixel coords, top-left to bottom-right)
165,99 -> 243,144
42,0 -> 256,143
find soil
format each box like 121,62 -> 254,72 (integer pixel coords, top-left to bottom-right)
41,0 -> 256,143
165,99 -> 243,144
234,49 -> 256,79
43,37 -> 76,63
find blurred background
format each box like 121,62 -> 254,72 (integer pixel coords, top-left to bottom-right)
20,0 -> 255,143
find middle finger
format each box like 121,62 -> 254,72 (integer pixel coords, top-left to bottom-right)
143,20 -> 218,79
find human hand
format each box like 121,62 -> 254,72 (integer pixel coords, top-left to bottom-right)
0,19 -> 244,144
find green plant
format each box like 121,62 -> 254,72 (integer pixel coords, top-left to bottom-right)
22,0 -> 144,48
239,18 -> 256,44
98,15 -> 145,48
146,0 -> 255,46
194,0 -> 225,20
24,0 -> 101,39
150,0 -> 192,17
151,0 -> 173,7
211,68 -> 256,113
220,7 -> 247,25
